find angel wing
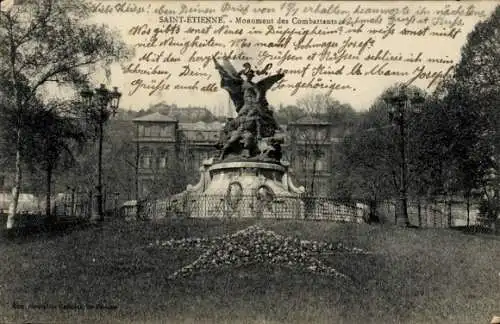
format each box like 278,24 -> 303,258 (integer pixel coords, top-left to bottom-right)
220,58 -> 240,78
256,72 -> 285,107
213,57 -> 245,112
256,72 -> 284,92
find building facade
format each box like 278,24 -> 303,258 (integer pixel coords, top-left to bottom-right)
286,116 -> 334,196
133,112 -> 339,199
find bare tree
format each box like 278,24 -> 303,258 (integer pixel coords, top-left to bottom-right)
291,93 -> 355,196
289,118 -> 331,196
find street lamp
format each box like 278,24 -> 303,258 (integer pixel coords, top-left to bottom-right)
384,84 -> 425,227
80,83 -> 121,221
114,191 -> 120,218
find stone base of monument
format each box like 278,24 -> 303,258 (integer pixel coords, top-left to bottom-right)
139,159 -> 363,222
164,158 -> 306,219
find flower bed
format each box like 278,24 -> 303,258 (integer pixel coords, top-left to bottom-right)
149,225 -> 371,280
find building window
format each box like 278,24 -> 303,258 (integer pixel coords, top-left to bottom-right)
184,131 -> 195,142
316,129 -> 327,141
140,148 -> 153,168
137,125 -> 144,137
186,150 -> 195,170
195,131 -> 204,141
316,159 -> 326,171
158,151 -> 167,168
305,159 -> 314,171
151,125 -> 160,137
144,126 -> 151,137
281,151 -> 290,162
141,179 -> 153,197
160,126 -> 169,137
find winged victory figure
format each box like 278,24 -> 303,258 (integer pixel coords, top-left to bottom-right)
213,57 -> 286,162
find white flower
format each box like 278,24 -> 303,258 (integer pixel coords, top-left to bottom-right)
155,225 -> 366,280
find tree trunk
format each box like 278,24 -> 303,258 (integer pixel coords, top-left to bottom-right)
447,199 -> 452,228
397,112 -> 409,227
433,202 -> 437,227
466,191 -> 470,227
45,165 -> 53,223
310,150 -> 318,196
97,118 -> 104,221
135,126 -> 139,201
417,198 -> 422,228
6,33 -> 22,230
6,129 -> 22,229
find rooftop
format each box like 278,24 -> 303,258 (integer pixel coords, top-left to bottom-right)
179,121 -> 224,131
289,116 -> 331,125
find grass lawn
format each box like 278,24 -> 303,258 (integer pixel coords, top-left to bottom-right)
0,218 -> 499,324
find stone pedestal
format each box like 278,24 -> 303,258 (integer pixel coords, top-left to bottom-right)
165,159 -> 305,219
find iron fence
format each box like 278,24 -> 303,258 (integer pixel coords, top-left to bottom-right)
371,198 -> 489,229
0,191 -> 95,228
52,191 -> 93,222
130,195 -> 496,231
135,195 -> 365,223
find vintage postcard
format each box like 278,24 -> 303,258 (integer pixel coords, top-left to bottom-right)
0,0 -> 499,323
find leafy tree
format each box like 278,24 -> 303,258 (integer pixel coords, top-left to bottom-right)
334,84 -> 429,224
23,101 -> 88,221
435,5 -> 500,223
334,99 -> 397,202
56,118 -> 137,211
0,0 -> 130,228
100,120 -> 137,203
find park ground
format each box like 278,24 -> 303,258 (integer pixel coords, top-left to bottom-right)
0,218 -> 499,324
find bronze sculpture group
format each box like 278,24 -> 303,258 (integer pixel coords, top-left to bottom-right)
213,56 -> 285,163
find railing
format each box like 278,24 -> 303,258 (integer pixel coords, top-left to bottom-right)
136,194 -> 365,223
0,191 -> 94,228
366,198 -> 491,229
132,195 -> 497,231
52,191 -> 93,222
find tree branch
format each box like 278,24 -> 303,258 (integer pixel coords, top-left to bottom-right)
27,58 -> 101,101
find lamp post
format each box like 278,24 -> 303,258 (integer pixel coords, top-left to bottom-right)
80,84 -> 121,222
384,84 -> 424,227
114,191 -> 120,218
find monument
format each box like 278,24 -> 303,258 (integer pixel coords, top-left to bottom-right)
161,57 -> 306,219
